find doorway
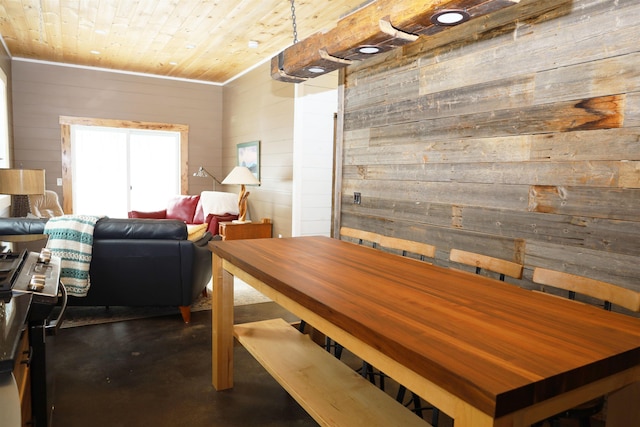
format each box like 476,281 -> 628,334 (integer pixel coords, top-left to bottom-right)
59,116 -> 189,216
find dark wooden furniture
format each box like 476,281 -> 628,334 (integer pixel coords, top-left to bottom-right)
209,236 -> 640,427
0,293 -> 32,427
218,218 -> 272,240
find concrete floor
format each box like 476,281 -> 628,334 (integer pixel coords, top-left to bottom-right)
51,303 -> 320,427
50,302 -> 602,427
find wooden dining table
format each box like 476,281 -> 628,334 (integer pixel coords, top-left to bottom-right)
209,236 -> 640,427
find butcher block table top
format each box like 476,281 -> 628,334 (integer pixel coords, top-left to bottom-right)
209,236 -> 640,426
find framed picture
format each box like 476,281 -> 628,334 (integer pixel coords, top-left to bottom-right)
237,141 -> 260,182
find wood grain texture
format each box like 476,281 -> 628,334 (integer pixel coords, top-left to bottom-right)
532,267 -> 640,312
338,0 -> 640,290
211,236 -> 640,422
234,318 -> 431,427
0,0 -> 369,83
450,248 -> 523,279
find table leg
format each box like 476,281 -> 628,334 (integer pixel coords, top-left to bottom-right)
212,254 -> 235,390
606,382 -> 640,426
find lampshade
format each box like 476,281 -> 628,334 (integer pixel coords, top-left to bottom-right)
0,169 -> 46,195
221,166 -> 260,186
221,166 -> 260,223
0,168 -> 46,217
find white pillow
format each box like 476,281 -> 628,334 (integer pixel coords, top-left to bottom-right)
200,191 -> 239,215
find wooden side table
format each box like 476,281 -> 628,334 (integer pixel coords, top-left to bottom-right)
218,218 -> 272,241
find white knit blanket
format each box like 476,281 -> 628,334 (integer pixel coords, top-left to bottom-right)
44,215 -> 102,297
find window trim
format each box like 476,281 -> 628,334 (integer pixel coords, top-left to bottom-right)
59,116 -> 189,214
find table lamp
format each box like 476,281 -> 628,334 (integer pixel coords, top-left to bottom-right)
193,166 -> 222,189
221,166 -> 260,223
0,168 -> 46,217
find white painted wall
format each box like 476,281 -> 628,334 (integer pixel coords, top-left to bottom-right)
292,72 -> 338,237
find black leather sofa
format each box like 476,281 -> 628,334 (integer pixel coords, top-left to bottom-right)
0,217 -> 212,323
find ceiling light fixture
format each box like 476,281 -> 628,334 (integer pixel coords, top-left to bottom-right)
185,44 -> 196,49
430,9 -> 471,26
357,46 -> 381,54
90,50 -> 101,55
248,40 -> 259,49
271,0 -> 518,83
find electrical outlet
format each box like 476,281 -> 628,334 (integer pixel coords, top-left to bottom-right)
57,178 -> 63,186
353,192 -> 361,204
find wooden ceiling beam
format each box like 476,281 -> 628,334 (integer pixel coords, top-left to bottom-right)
272,0 -> 521,82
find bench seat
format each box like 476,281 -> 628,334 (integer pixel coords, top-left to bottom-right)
234,318 -> 431,427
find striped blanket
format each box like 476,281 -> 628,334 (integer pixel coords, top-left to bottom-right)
44,215 -> 102,297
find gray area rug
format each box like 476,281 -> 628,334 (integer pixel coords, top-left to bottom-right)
57,278 -> 271,328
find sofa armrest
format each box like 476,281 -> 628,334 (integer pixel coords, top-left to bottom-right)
128,209 -> 167,219
0,217 -> 48,235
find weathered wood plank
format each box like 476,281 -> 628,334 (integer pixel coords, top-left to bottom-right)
625,92 -> 640,127
528,186 -> 640,221
341,194 -> 454,228
525,241 -> 640,291
529,128 -> 640,161
345,75 -> 535,130
361,95 -> 624,141
343,128 -> 640,165
342,178 -> 530,211
345,161 -> 639,188
340,0 -> 640,297
345,66 -> 419,110
400,0 -> 575,76
534,53 -> 640,105
456,206 -> 640,256
343,135 -> 534,165
417,0 -> 639,96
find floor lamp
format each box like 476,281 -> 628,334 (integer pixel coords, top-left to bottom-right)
193,166 -> 222,190
0,168 -> 46,217
221,166 -> 260,223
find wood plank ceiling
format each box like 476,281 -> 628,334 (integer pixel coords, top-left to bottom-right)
0,0 -> 372,84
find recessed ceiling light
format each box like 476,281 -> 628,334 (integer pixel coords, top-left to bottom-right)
95,29 -> 107,35
186,44 -> 196,49
308,66 -> 325,74
248,40 -> 259,49
169,61 -> 178,66
357,46 -> 381,54
431,9 -> 471,26
90,50 -> 101,55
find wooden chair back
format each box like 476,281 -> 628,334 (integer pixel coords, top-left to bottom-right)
378,235 -> 436,261
532,267 -> 640,312
339,227 -> 382,248
449,248 -> 523,281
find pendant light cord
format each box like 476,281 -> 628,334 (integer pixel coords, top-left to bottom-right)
290,0 -> 298,44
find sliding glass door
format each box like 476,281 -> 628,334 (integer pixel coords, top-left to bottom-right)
72,126 -> 180,217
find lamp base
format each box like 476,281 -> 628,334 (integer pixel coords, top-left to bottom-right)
10,195 -> 31,217
232,219 -> 252,224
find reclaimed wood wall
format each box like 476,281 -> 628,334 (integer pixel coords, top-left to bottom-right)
339,0 -> 640,295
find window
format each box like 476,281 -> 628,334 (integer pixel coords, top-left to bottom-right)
59,116 -> 189,215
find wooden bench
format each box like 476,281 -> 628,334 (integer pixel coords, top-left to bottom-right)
234,318 -> 431,427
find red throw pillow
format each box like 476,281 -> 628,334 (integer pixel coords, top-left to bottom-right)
206,212 -> 239,235
166,195 -> 200,223
193,197 -> 205,224
128,209 -> 167,219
